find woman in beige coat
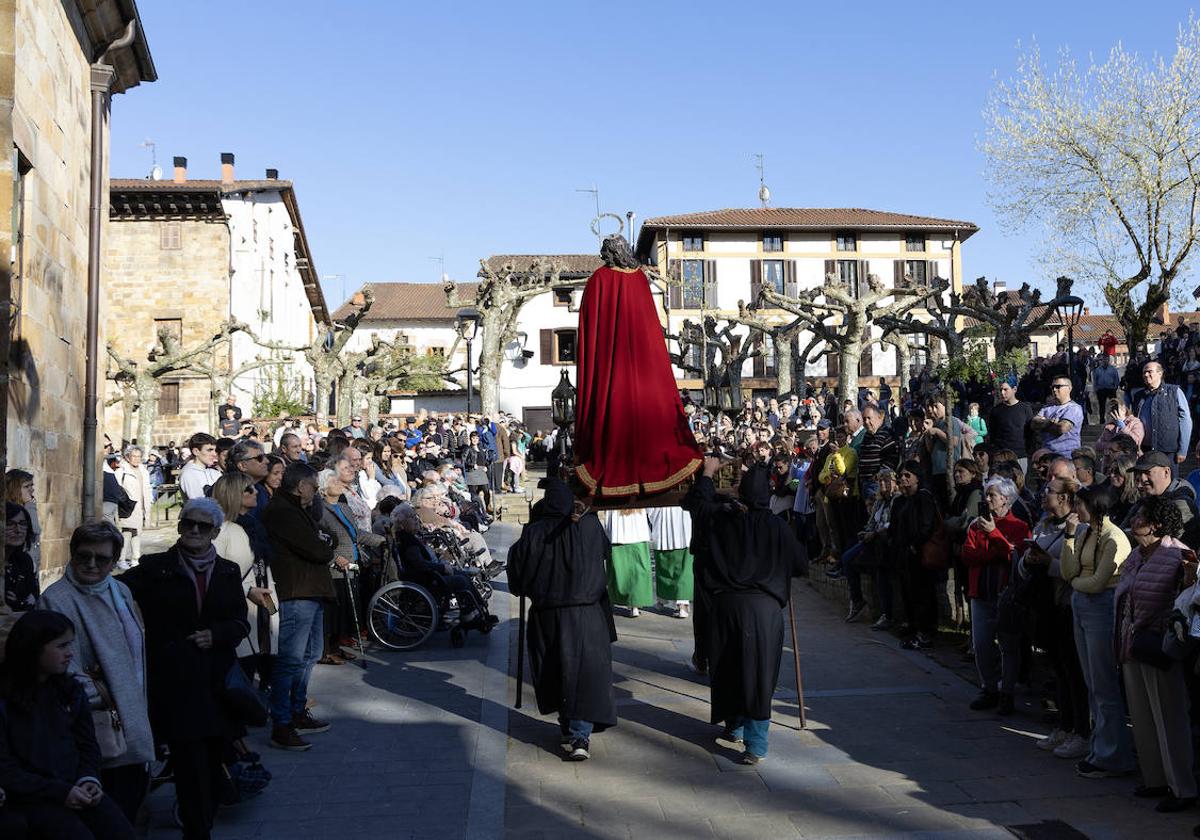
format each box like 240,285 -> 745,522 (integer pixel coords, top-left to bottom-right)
115,445 -> 154,569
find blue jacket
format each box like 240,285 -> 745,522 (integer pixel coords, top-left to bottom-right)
1134,383 -> 1192,459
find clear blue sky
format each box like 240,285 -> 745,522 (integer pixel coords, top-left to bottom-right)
111,1 -> 1190,311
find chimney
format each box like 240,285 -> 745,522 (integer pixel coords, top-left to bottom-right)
1158,301 -> 1171,325
220,152 -> 235,184
993,279 -> 1007,295
265,168 -> 279,179
1083,306 -> 1091,316
173,156 -> 187,183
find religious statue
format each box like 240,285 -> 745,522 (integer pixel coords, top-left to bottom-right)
573,235 -> 703,498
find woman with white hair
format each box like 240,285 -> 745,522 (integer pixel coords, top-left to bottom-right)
115,444 -> 154,569
961,475 -> 1031,715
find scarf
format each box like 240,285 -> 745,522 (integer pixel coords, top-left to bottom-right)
177,543 -> 218,612
65,565 -> 145,689
329,502 -> 361,564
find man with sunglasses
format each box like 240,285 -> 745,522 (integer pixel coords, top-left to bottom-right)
1031,376 -> 1083,459
228,439 -> 270,517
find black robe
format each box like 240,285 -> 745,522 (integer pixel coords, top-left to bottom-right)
684,466 -> 798,723
508,480 -> 618,728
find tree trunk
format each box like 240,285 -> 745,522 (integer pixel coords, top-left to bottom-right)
312,363 -> 334,428
773,333 -> 794,396
336,367 -> 357,428
367,389 -> 382,425
837,340 -> 862,403
477,318 -> 504,417
135,377 -> 160,448
120,389 -> 135,444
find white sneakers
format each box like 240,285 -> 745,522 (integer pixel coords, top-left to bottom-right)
1036,728 -> 1067,751
1053,734 -> 1090,760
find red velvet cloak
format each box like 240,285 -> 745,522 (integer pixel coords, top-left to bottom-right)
573,266 -> 702,497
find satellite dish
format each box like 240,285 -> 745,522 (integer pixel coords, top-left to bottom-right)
150,164 -> 163,181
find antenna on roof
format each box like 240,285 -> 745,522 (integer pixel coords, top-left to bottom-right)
754,153 -> 770,207
576,184 -> 601,243
140,138 -> 161,180
429,255 -> 446,284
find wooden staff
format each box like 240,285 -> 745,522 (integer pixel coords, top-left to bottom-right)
515,595 -> 526,708
788,596 -> 806,729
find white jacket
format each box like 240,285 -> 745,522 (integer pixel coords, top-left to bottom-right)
647,507 -> 692,551
115,462 -> 154,529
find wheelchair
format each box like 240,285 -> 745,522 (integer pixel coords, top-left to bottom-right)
367,526 -> 500,651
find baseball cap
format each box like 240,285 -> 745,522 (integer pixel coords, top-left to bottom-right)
817,419 -> 833,430
1133,451 -> 1173,472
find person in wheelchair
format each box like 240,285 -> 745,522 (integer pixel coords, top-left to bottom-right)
392,504 -> 497,632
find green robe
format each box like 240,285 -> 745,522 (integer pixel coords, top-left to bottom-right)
607,542 -> 654,607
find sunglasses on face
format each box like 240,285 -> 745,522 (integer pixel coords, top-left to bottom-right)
179,519 -> 216,533
242,487 -> 257,495
72,551 -> 114,568
240,454 -> 266,463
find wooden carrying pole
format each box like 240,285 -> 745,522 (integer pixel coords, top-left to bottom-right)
788,597 -> 806,729
515,595 -> 526,708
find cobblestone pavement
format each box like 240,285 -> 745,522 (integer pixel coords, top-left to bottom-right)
136,516 -> 1194,839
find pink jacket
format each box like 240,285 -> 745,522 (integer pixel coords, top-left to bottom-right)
1097,416 -> 1145,451
1114,535 -> 1194,664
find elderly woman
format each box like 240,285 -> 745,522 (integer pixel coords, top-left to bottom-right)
962,476 -> 1031,714
888,460 -> 941,650
1059,484 -> 1135,779
114,446 -> 154,570
211,474 -> 279,688
1115,496 -> 1198,811
120,498 -> 249,839
318,468 -> 383,663
37,521 -> 153,823
391,502 -> 493,630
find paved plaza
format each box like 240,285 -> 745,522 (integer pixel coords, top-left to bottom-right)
139,520 -> 1193,839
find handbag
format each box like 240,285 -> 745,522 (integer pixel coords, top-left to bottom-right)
86,666 -> 128,760
826,475 -> 850,500
919,494 -> 950,571
222,662 -> 268,727
116,491 -> 136,520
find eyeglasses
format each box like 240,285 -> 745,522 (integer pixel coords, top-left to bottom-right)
1051,384 -> 1070,389
240,454 -> 266,463
72,551 -> 114,568
179,519 -> 216,533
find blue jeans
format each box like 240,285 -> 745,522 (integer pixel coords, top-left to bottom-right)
558,717 -> 594,741
270,598 -> 324,726
1072,589 -> 1135,771
841,542 -> 866,604
725,717 -> 770,758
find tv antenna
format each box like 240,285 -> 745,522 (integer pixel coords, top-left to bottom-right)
754,153 -> 770,207
140,138 -> 161,180
576,184 -> 601,242
429,255 -> 446,283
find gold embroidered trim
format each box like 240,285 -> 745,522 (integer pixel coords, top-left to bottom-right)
576,456 -> 701,497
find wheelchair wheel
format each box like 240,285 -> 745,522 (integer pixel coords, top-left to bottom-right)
368,582 -> 439,650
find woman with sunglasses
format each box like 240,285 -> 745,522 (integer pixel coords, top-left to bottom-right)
38,520 -> 153,823
4,502 -> 37,612
120,498 -> 249,839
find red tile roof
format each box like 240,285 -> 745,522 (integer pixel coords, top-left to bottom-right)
639,207 -> 979,232
480,254 -> 602,277
334,282 -> 481,322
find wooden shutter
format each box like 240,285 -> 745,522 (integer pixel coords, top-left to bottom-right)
894,260 -> 904,288
749,260 -> 763,302
927,259 -> 937,285
785,260 -> 798,297
540,329 -> 553,365
705,260 -> 718,307
823,259 -> 835,283
826,350 -> 840,378
667,259 -> 682,309
753,353 -> 765,377
159,382 -> 180,416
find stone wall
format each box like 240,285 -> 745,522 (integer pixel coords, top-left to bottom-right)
7,0 -> 99,578
103,217 -> 232,445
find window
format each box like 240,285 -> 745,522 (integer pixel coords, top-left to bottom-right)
762,260 -> 785,294
905,233 -> 925,252
160,221 -> 182,250
762,233 -> 784,252
554,329 -> 577,364
553,288 -> 573,308
426,346 -> 446,358
903,260 -> 928,286
909,333 -> 930,368
681,260 -> 706,309
159,382 -> 180,416
836,260 -> 860,298
836,232 -> 857,252
682,233 -> 704,251
153,318 -> 183,347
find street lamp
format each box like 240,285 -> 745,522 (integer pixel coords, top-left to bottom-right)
551,369 -> 577,458
1056,294 -> 1085,388
456,307 -> 481,415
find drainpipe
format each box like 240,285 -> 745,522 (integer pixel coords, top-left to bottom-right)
82,20 -> 136,520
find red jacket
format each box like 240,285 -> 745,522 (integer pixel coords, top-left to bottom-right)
961,512 -> 1031,599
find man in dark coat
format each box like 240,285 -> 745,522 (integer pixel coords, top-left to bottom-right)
684,457 -> 799,765
508,478 -> 617,761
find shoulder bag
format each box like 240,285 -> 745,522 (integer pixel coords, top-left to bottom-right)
85,665 -> 128,760
919,492 -> 950,571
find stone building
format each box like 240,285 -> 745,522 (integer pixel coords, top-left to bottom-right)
1,0 -> 155,575
105,155 -> 331,444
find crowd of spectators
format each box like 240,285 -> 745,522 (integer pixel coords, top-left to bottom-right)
0,406 -> 519,838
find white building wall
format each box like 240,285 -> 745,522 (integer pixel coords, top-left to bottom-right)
223,191 -> 319,407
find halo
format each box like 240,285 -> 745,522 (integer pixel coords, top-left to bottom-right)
590,213 -> 624,238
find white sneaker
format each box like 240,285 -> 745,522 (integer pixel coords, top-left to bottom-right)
1036,728 -> 1067,751
1053,733 -> 1090,760
676,604 -> 690,619
629,607 -> 640,618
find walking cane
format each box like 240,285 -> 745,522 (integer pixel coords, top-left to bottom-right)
515,595 -> 526,708
788,597 -> 806,729
344,566 -> 368,671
